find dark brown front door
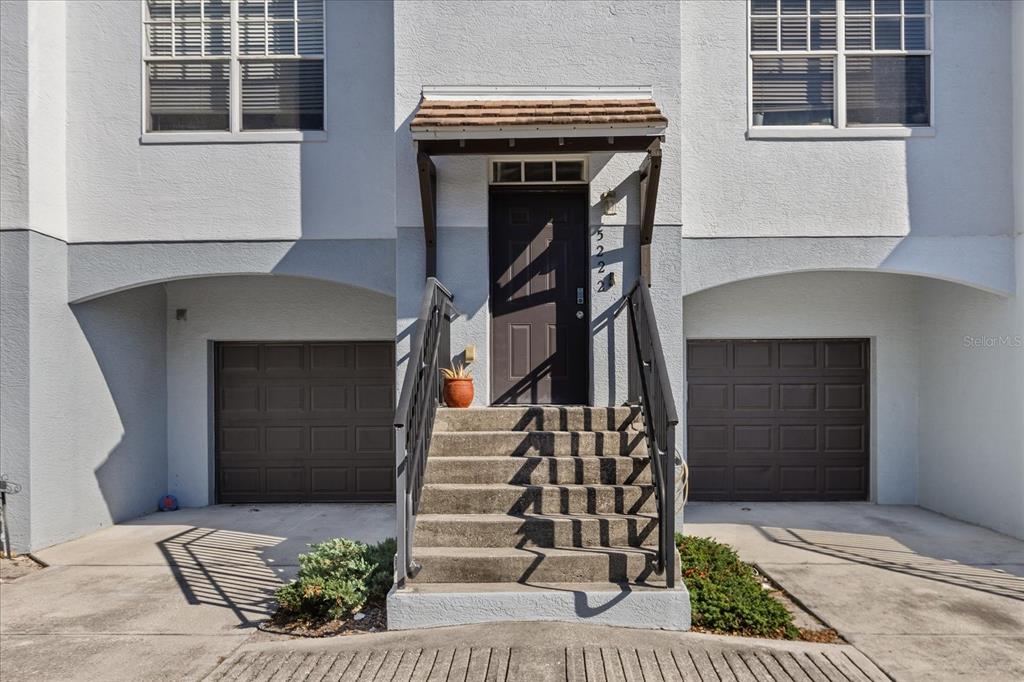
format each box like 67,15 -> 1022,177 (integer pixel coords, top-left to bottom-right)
687,339 -> 870,501
490,189 -> 589,405
216,341 -> 395,503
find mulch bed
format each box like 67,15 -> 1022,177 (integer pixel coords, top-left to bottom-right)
260,604 -> 387,638
0,555 -> 45,583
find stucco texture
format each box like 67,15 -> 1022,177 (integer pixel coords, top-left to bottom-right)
679,0 -> 1014,240
62,0 -> 395,242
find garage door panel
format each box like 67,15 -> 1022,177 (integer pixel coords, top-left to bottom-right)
778,341 -> 817,369
779,424 -> 818,450
734,425 -> 773,451
220,386 -> 260,413
264,344 -> 306,373
355,344 -> 395,373
779,383 -> 818,410
824,341 -> 866,369
734,384 -> 773,410
687,342 -> 729,371
220,467 -> 261,496
733,465 -> 774,493
688,339 -> 869,501
219,344 -> 260,373
217,341 -> 395,503
733,341 -> 773,369
825,465 -> 867,494
309,343 -> 353,373
310,385 -> 350,412
688,383 -> 729,410
311,467 -> 350,493
265,467 -> 305,493
824,384 -> 866,411
310,426 -> 349,453
265,426 -> 305,453
355,383 -> 394,413
779,466 -> 818,494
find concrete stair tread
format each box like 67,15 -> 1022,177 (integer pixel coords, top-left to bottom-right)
395,581 -> 683,594
427,453 -> 649,460
414,545 -> 660,559
434,429 -> 643,436
422,482 -> 655,491
435,406 -> 643,433
415,512 -> 659,522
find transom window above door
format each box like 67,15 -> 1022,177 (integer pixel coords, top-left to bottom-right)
749,0 -> 932,138
142,0 -> 325,142
489,159 -> 588,185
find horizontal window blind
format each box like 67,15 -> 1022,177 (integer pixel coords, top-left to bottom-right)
752,57 -> 835,126
241,60 -> 324,130
846,55 -> 929,126
144,0 -> 325,134
147,62 -> 230,131
749,0 -> 931,129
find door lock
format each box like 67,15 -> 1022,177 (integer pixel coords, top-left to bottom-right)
577,287 -> 585,305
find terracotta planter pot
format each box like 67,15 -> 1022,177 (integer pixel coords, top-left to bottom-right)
443,378 -> 474,408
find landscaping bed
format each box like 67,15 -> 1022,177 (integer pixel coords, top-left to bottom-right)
264,537 -> 394,638
0,554 -> 45,583
677,534 -> 839,643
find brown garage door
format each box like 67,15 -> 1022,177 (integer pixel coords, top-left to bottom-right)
216,341 -> 395,503
687,339 -> 869,501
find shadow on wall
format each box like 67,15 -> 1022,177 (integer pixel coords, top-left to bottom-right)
297,0 -> 395,242
72,283 -> 168,527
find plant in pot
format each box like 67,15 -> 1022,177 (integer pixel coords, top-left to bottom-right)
441,363 -> 474,408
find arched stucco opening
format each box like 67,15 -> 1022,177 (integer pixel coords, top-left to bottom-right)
21,274 -> 397,552
66,238 -> 397,304
681,269 -> 1023,539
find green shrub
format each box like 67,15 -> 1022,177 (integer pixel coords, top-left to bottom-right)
275,537 -> 395,621
676,534 -> 798,639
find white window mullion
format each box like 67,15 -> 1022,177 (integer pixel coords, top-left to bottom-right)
836,0 -> 847,128
230,0 -> 241,133
170,0 -> 176,58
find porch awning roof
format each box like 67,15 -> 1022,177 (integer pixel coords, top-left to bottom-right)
410,86 -> 667,149
412,87 -> 665,283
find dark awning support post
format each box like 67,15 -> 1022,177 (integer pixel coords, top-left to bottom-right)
416,145 -> 438,278
638,137 -> 662,285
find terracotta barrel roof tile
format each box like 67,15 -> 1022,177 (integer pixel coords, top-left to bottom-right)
411,98 -> 667,130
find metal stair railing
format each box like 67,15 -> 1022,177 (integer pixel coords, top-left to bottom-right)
621,276 -> 679,588
394,277 -> 457,587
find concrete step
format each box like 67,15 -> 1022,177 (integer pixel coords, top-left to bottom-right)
410,545 -> 673,585
418,483 -> 657,515
429,431 -> 647,458
387,581 -> 691,630
423,455 -> 652,485
413,513 -> 659,548
435,406 -> 642,432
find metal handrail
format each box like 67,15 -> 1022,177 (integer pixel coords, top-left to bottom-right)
621,276 -> 679,588
394,277 -> 457,587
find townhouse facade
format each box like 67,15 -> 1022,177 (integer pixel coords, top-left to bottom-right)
1,0 -> 1022,572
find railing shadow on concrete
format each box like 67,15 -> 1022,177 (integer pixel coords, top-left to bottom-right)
755,525 -> 1024,602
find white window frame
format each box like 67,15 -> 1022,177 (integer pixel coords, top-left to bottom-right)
747,0 -> 935,139
488,156 -> 590,186
140,0 -> 328,144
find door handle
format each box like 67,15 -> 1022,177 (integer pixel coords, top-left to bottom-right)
576,310 -> 585,320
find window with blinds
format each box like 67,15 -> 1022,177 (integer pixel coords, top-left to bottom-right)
144,0 -> 325,134
750,0 -> 931,129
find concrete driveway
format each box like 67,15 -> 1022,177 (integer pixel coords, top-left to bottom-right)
686,502 -> 1024,681
0,503 -> 393,681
